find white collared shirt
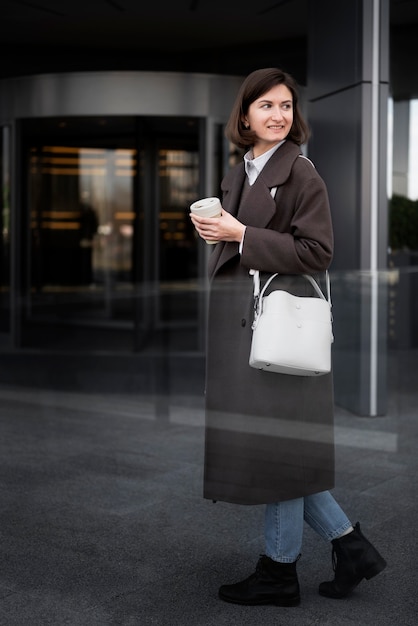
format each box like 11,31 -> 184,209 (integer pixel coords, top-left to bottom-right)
243,141 -> 285,185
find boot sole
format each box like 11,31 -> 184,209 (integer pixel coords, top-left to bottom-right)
218,592 -> 301,607
319,557 -> 387,599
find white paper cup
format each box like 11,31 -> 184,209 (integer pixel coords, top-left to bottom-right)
190,197 -> 222,244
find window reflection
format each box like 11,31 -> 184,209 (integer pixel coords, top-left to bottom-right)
389,98 -> 418,349
409,100 -> 418,200
158,149 -> 199,282
23,117 -> 206,352
0,126 -> 10,333
30,145 -> 136,288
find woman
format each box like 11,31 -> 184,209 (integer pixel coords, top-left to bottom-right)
190,68 -> 386,607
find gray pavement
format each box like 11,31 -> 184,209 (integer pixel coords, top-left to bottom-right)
0,350 -> 417,625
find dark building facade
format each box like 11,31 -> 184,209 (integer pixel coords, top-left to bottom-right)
1,0 -> 417,415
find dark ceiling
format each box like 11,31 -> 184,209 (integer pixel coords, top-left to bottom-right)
0,0 -> 417,98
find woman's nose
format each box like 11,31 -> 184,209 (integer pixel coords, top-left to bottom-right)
271,106 -> 283,120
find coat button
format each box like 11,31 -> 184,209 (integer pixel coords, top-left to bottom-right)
241,318 -> 246,327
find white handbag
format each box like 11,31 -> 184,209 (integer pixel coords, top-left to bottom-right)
249,270 -> 334,376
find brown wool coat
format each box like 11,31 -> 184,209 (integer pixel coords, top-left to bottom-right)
203,140 -> 335,505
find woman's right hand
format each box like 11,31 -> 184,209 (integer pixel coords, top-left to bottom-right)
190,209 -> 245,244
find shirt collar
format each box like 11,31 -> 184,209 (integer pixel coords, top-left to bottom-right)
244,141 -> 285,185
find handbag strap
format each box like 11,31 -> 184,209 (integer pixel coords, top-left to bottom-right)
250,178 -> 332,312
250,269 -> 332,325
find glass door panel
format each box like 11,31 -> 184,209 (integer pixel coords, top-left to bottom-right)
27,142 -> 137,349
21,115 -> 203,353
0,126 -> 11,335
158,147 -> 199,327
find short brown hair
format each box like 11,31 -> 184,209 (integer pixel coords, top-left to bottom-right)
225,67 -> 310,149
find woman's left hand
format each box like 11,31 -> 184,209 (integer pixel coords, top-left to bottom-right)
190,209 -> 245,244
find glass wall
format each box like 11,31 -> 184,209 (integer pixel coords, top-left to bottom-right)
0,126 -> 10,336
388,99 -> 418,349
18,116 -> 203,353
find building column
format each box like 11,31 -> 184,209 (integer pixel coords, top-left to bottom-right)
307,0 -> 389,415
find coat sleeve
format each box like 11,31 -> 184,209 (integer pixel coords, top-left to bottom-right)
240,161 -> 334,274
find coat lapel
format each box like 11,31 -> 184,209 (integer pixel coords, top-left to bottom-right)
208,164 -> 246,278
209,141 -> 301,279
236,178 -> 276,228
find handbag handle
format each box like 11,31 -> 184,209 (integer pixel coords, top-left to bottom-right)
251,270 -> 331,303
250,270 -> 332,329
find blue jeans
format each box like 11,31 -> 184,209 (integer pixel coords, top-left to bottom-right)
265,491 -> 352,563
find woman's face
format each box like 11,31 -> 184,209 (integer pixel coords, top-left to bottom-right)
243,83 -> 294,157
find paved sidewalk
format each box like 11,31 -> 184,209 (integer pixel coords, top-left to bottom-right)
0,351 -> 417,625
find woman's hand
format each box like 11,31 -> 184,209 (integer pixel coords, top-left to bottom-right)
190,210 -> 245,244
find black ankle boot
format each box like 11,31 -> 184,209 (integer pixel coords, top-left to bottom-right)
218,555 -> 300,606
319,522 -> 386,599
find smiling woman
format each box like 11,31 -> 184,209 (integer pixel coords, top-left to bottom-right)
190,66 -> 386,608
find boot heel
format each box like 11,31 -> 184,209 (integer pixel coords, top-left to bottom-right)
364,557 -> 387,580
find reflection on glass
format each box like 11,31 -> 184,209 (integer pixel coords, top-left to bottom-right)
25,128 -> 203,353
29,145 -> 136,289
158,149 -> 199,282
0,126 -> 10,332
409,100 -> 418,200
